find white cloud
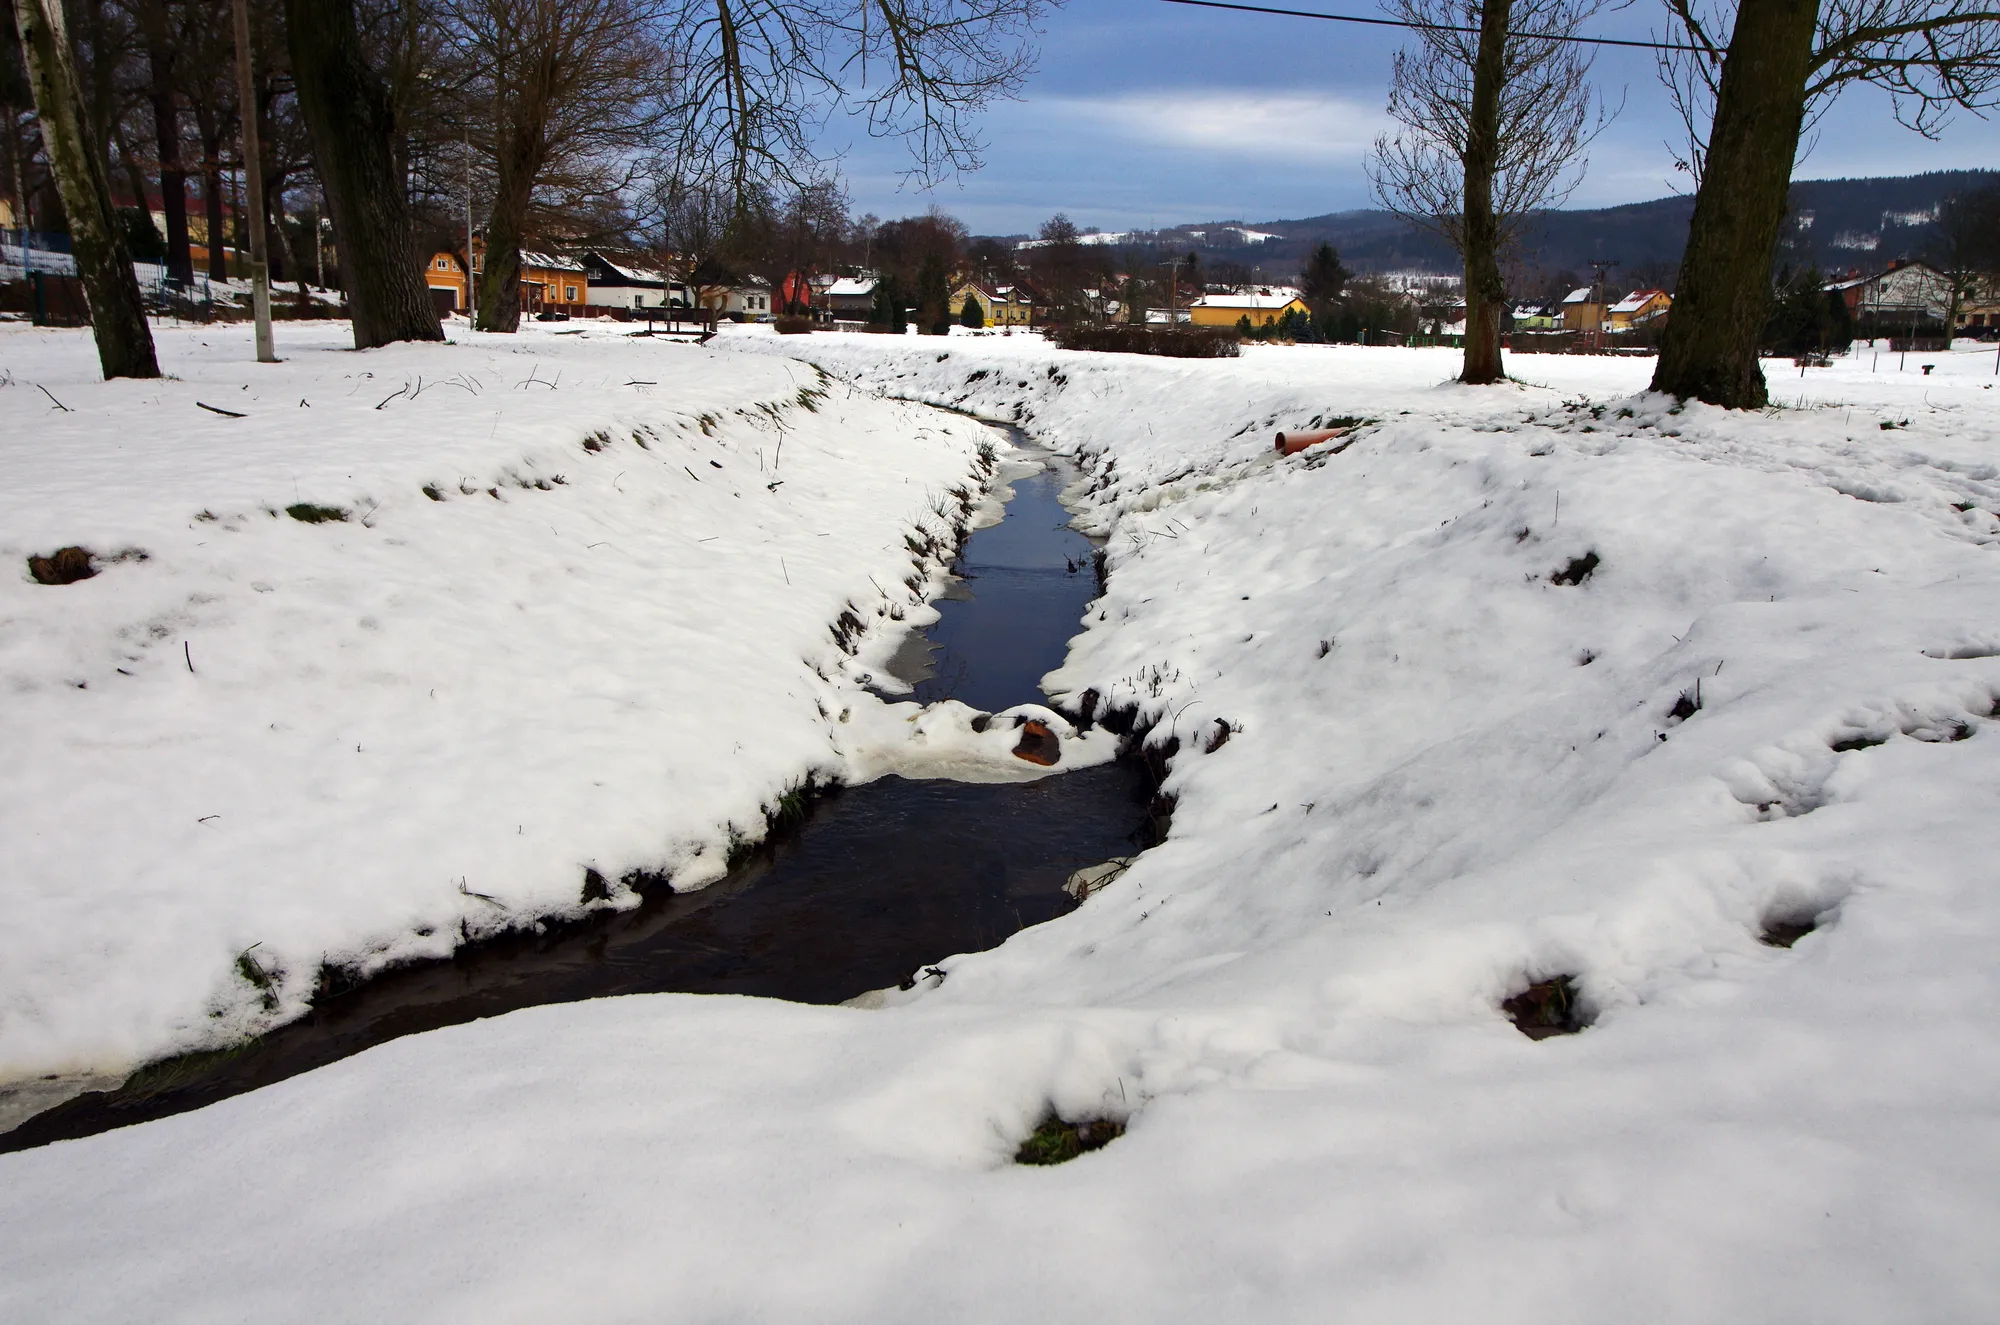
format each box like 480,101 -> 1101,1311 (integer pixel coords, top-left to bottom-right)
1035,90 -> 1390,160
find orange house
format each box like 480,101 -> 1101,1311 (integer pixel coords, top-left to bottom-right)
425,251 -> 470,313
422,245 -> 590,317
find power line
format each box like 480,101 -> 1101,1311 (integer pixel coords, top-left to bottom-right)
1158,0 -> 1705,52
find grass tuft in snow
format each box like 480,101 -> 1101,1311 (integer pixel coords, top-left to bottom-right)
235,944 -> 279,1012
1502,976 -> 1590,1039
285,503 -> 348,524
422,485 -> 445,502
1015,1114 -> 1125,1166
113,1038 -> 265,1103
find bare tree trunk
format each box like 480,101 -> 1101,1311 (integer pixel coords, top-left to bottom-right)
194,105 -> 228,280
1651,0 -> 1819,408
269,184 -> 310,310
1459,0 -> 1510,384
12,0 -> 160,378
137,2 -> 196,286
282,0 -> 443,347
475,137 -> 538,333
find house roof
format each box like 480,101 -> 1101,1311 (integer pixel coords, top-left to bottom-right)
1561,287 -> 1594,304
522,251 -> 586,273
826,276 -> 876,297
1609,289 -> 1668,315
1192,288 -> 1305,311
585,252 -> 671,285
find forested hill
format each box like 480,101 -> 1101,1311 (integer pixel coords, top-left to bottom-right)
1062,171 -> 2000,285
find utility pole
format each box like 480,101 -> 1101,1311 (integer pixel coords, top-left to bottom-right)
1587,258 -> 1618,352
230,0 -> 274,361
465,128 -> 475,324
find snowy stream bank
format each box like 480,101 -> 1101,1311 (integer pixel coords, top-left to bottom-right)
0,322 -> 1118,1122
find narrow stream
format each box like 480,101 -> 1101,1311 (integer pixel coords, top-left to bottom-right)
1,429 -> 1150,1152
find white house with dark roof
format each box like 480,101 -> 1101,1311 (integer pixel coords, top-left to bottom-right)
579,252 -> 684,310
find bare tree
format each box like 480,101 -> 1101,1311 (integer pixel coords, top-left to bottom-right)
661,0 -> 1052,202
1928,183 -> 2000,347
12,0 -> 159,376
1028,211 -> 1091,320
1653,0 -> 2000,407
283,0 -> 444,345
437,0 -> 673,331
1368,0 -> 1611,384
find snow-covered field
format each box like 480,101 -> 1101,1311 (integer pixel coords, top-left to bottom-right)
5,324 -> 2000,1320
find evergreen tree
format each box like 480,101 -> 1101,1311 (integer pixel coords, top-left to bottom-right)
870,274 -> 907,332
1299,243 -> 1349,313
960,294 -> 984,328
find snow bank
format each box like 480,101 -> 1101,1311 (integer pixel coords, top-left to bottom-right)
5,329 -> 2000,1320
0,321 -> 1017,1085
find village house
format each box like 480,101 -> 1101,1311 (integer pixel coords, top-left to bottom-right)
580,252 -> 682,312
1826,259 -> 1953,336
824,275 -> 877,324
1558,287 -> 1604,334
1956,276 -> 2000,336
515,251 -> 588,317
1607,288 -> 1672,331
423,244 -> 589,317
1511,301 -> 1559,330
424,250 -> 470,314
726,274 -> 773,318
1188,286 -> 1308,328
950,279 -> 1041,326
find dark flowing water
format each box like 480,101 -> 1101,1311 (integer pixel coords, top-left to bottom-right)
1,434 -> 1148,1153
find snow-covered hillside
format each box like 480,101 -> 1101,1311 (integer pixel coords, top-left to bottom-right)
4,325 -> 1999,1321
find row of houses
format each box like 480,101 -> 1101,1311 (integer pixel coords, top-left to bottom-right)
1823,258 -> 2000,334
1509,260 -> 2000,342
423,244 -> 775,319
1513,288 -> 1673,335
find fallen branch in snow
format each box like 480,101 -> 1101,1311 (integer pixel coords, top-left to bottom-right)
36,384 -> 70,412
373,387 -> 407,411
195,401 -> 246,419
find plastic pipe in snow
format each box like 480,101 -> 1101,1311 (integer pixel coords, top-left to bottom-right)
1275,428 -> 1349,456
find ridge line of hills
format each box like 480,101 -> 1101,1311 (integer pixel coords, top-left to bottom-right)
997,170 -> 2000,285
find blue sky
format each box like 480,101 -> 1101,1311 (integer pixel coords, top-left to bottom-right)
828,0 -> 2000,235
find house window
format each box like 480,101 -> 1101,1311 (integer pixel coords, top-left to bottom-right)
435,256 -> 448,270
564,285 -> 577,302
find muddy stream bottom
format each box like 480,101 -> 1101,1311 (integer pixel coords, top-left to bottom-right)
2,433 -> 1149,1153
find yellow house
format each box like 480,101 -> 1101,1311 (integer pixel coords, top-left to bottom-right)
953,280 -> 1039,326
1607,288 -> 1671,331
1559,286 -> 1603,333
1188,287 -> 1309,328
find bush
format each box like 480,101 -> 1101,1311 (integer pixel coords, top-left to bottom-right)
774,315 -> 813,334
1045,324 -> 1240,358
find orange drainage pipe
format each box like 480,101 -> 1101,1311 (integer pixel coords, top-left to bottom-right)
1275,427 -> 1350,456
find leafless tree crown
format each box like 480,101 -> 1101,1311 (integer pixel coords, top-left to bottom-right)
661,0 -> 1055,199
1660,0 -> 2000,183
1368,0 -> 1614,256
